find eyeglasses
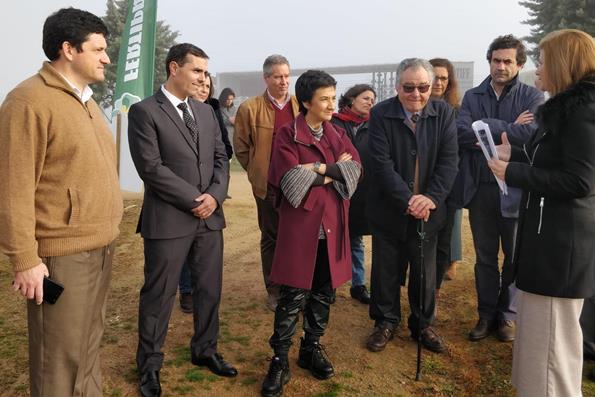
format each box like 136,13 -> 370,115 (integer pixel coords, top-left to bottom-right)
433,76 -> 449,82
401,84 -> 431,93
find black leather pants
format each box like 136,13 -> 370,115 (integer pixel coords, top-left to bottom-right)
269,240 -> 334,356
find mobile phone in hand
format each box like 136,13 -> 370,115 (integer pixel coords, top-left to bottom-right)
43,276 -> 64,304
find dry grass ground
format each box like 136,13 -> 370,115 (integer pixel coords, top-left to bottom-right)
1,170 -> 594,397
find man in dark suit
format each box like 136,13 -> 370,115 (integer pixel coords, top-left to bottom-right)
128,43 -> 236,397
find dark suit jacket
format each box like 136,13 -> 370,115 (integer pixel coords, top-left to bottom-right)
128,88 -> 229,239
367,97 -> 459,240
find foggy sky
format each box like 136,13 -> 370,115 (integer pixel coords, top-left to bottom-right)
0,0 -> 534,100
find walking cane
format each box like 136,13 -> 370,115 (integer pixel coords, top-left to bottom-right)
415,219 -> 426,381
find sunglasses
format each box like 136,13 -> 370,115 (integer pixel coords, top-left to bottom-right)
401,84 -> 431,93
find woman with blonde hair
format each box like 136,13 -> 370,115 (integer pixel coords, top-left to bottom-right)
488,29 -> 595,395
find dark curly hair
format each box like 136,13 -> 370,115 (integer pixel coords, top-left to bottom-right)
42,8 -> 108,61
486,34 -> 527,66
295,70 -> 336,115
338,84 -> 376,110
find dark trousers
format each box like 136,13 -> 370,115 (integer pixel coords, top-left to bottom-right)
255,195 -> 280,297
436,205 -> 457,289
178,261 -> 192,294
269,241 -> 334,356
369,219 -> 437,333
136,223 -> 223,374
468,183 -> 517,322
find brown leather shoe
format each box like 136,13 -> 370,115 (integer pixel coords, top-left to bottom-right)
497,319 -> 515,342
179,293 -> 193,314
366,325 -> 394,352
413,327 -> 446,353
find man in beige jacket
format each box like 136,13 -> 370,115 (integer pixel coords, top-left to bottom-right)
0,8 -> 122,397
234,55 -> 299,311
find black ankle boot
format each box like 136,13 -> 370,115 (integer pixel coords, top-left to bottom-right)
261,356 -> 290,397
297,337 -> 334,380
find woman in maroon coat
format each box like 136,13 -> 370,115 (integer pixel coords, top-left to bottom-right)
260,70 -> 361,397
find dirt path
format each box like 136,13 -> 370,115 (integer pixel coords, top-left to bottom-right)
1,170 -> 594,396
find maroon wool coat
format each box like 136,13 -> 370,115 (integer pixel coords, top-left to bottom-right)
268,114 -> 361,290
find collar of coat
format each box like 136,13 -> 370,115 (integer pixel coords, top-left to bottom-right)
537,73 -> 595,134
292,113 -> 345,151
475,74 -> 521,99
381,96 -> 439,120
260,91 -> 300,112
39,61 -> 89,105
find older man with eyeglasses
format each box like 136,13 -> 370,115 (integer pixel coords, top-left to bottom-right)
365,58 -> 458,354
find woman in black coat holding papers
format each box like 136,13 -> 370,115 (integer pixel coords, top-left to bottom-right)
488,29 -> 595,396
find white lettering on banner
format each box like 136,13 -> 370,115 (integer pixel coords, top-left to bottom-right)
123,0 -> 145,82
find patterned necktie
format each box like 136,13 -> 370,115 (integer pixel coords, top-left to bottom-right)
177,102 -> 199,145
409,113 -> 420,194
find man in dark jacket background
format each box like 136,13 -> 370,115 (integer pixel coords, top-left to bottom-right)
365,58 -> 458,354
454,35 -> 544,343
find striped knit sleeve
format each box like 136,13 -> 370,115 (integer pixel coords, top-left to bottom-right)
280,166 -> 318,208
333,161 -> 361,200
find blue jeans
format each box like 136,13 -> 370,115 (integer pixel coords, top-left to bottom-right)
178,261 -> 192,294
350,235 -> 365,287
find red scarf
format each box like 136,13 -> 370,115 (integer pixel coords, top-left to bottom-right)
333,106 -> 369,124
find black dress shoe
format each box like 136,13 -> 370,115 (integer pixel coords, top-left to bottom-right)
350,285 -> 371,304
469,318 -> 494,341
297,338 -> 334,380
179,292 -> 193,314
139,370 -> 161,397
261,356 -> 290,397
192,352 -> 238,377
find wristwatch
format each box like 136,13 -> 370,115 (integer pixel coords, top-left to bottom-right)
313,161 -> 321,173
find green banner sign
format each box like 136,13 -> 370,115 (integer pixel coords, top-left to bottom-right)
112,0 -> 157,118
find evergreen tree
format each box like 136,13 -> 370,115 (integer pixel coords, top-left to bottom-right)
520,0 -> 595,61
92,0 -> 179,108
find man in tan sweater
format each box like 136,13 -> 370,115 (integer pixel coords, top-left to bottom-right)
0,8 -> 123,397
233,55 -> 299,311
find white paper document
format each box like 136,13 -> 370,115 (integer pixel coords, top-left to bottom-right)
472,120 -> 508,195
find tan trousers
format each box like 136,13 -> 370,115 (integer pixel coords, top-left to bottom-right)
27,242 -> 115,397
512,290 -> 584,397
